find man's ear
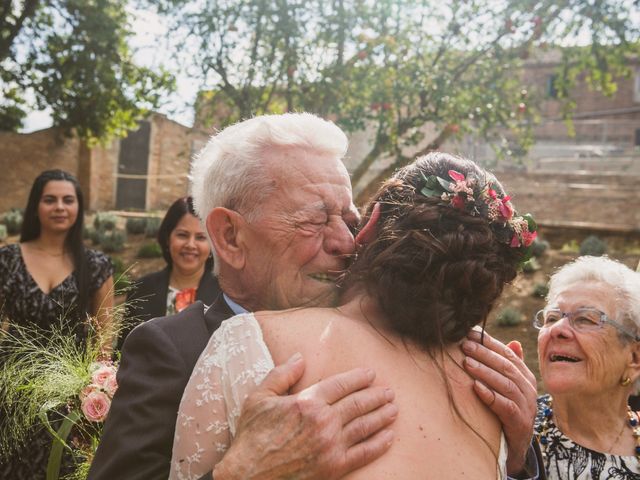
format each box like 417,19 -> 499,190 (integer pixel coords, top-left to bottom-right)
355,202 -> 381,246
206,207 -> 247,270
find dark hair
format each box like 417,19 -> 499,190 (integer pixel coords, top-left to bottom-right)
345,152 -> 524,350
20,169 -> 90,315
157,196 -> 213,270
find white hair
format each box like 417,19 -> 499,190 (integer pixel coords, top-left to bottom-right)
547,256 -> 640,392
190,112 -> 349,274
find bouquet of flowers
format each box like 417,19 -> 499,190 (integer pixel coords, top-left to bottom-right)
0,316 -> 121,480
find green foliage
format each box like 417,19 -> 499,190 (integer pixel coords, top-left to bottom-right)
145,217 -> 162,238
522,257 -> 541,273
532,282 -> 549,298
579,235 -> 607,257
97,229 -> 126,253
155,0 -> 639,196
0,224 -> 7,242
125,217 -> 148,235
3,209 -> 23,235
137,242 -> 163,259
0,0 -> 174,143
560,240 -> 580,253
93,213 -> 118,231
110,256 -> 132,293
530,238 -> 550,258
495,307 -> 523,327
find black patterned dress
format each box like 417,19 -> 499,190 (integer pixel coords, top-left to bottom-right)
535,395 -> 640,479
0,242 -> 114,480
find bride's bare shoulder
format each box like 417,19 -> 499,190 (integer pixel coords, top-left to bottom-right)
253,307 -> 355,377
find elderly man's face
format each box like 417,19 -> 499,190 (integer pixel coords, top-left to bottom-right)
240,147 -> 359,310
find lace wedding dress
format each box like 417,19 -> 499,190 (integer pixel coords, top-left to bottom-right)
170,313 -> 273,480
169,313 -> 508,480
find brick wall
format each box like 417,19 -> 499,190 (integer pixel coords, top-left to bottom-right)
0,128 -> 82,212
146,115 -> 209,210
523,59 -> 640,144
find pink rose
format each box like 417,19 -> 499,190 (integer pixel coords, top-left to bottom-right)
80,384 -> 99,401
91,364 -> 118,397
81,390 -> 111,422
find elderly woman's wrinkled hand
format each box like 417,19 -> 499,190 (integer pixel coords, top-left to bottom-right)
462,330 -> 537,476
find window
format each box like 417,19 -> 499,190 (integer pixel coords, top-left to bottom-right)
547,74 -> 558,99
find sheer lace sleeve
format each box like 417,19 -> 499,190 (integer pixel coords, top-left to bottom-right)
169,313 -> 275,480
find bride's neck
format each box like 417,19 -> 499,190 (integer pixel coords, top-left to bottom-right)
338,288 -> 386,327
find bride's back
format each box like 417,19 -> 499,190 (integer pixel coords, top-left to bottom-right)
260,153 -> 533,478
259,305 -> 504,479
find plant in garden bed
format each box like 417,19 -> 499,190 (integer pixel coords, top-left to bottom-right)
125,217 -> 148,235
580,235 -> 607,257
532,282 -> 549,298
3,208 -> 24,235
495,307 -> 522,327
137,242 -> 162,258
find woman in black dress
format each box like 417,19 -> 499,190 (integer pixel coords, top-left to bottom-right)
119,196 -> 219,347
0,169 -> 114,479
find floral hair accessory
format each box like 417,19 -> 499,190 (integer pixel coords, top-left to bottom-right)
420,169 -> 538,256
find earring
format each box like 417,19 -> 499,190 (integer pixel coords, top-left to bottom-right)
621,377 -> 632,387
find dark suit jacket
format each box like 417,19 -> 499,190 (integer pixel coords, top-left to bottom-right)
118,267 -> 220,349
88,294 -> 234,480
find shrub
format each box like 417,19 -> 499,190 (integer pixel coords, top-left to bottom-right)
3,209 -> 23,235
495,307 -> 522,327
532,282 -> 549,298
126,217 -> 148,235
111,256 -> 132,293
137,242 -> 163,259
88,228 -> 101,246
530,238 -> 549,258
98,229 -> 126,253
560,240 -> 579,253
521,257 -> 541,273
579,235 -> 607,257
93,212 -> 118,231
0,224 -> 7,242
145,217 -> 162,238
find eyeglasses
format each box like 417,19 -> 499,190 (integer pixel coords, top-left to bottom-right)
533,308 -> 640,341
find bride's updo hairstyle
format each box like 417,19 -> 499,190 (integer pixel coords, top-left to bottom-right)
346,152 -> 531,350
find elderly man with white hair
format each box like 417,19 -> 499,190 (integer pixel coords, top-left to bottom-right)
89,113 -> 540,480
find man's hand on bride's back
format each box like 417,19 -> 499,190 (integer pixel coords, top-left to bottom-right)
212,352 -> 397,480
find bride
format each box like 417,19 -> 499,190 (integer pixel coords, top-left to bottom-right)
170,152 -> 537,479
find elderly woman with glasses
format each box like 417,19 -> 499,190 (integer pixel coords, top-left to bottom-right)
533,255 -> 640,479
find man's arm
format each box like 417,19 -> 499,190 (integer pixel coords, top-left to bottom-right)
462,330 -> 540,478
88,322 -> 189,480
213,353 -> 397,480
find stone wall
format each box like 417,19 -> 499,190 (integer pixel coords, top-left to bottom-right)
497,168 -> 640,244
